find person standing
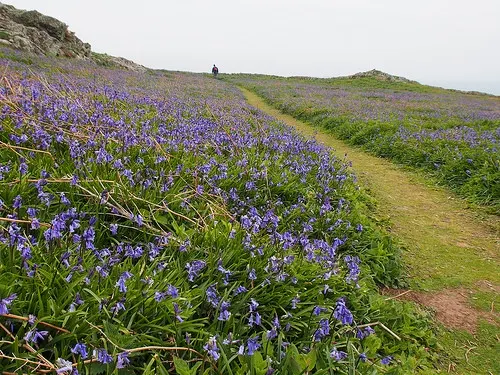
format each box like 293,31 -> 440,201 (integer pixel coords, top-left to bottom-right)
212,64 -> 219,77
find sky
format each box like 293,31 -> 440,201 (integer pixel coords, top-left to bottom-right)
5,0 -> 500,95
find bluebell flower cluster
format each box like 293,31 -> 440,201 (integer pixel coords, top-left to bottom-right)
0,48 -> 409,373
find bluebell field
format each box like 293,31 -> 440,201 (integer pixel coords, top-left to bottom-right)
0,48 -> 436,374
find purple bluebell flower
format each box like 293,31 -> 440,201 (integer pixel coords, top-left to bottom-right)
313,318 -> 330,342
173,302 -> 183,322
19,159 -> 28,175
313,305 -> 326,316
94,348 -> 113,364
24,329 -> 49,344
344,255 -> 360,284
154,292 -> 167,302
60,193 -> 71,206
55,358 -> 73,374
330,347 -> 347,361
218,301 -> 231,321
217,259 -> 232,285
116,271 -> 133,293
249,299 -> 259,312
203,336 -> 220,360
125,245 -> 143,259
110,299 -> 126,315
206,284 -> 220,307
110,223 -> 118,235
68,219 -> 80,233
185,260 -> 206,282
71,343 -> 88,359
248,311 -> 262,327
334,297 -> 353,325
135,214 -> 143,227
233,285 -> 248,295
117,352 -> 130,368
381,356 -> 393,365
248,268 -> 257,280
0,294 -> 17,315
247,336 -> 261,356
28,314 -> 36,325
267,328 -> 278,339
238,345 -> 245,355
356,326 -> 375,339
167,284 -> 179,298
82,226 -> 95,250
13,195 -> 22,209
179,239 -> 190,252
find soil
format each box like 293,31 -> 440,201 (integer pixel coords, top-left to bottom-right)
382,288 -> 498,333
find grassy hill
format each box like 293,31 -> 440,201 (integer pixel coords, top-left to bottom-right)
225,73 -> 500,212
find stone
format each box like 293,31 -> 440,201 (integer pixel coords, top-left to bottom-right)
0,1 -> 91,58
0,2 -> 146,71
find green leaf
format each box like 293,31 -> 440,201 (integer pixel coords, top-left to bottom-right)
143,357 -> 157,374
296,348 -> 316,372
154,356 -> 170,375
153,212 -> 171,226
283,344 -> 303,375
173,357 -> 191,375
251,351 -> 268,375
364,334 -> 382,356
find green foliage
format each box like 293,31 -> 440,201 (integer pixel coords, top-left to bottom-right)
0,49 -> 440,374
91,52 -> 116,68
225,75 -> 500,211
0,48 -> 33,64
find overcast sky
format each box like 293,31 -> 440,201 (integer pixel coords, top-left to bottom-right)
6,0 -> 500,94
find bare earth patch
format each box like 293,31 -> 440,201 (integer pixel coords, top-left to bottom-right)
382,288 -> 498,333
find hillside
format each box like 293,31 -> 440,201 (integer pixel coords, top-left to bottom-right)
0,43 -> 447,374
0,3 -> 498,374
226,74 -> 500,210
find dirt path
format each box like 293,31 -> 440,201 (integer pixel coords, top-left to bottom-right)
241,87 -> 500,373
242,87 -> 499,288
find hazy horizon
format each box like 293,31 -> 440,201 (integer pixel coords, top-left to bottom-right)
4,0 -> 500,95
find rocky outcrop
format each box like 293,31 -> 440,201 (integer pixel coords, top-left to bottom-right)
349,69 -> 418,84
92,52 -> 148,72
0,2 -> 148,71
0,2 -> 91,58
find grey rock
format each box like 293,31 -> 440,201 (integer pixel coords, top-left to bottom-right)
0,2 -> 91,58
13,10 -> 67,41
0,2 -> 146,71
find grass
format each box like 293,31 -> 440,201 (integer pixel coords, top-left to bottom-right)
240,87 -> 500,374
0,50 -> 443,374
437,322 -> 500,374
228,75 -> 500,211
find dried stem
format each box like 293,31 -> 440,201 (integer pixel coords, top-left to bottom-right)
1,314 -> 70,334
